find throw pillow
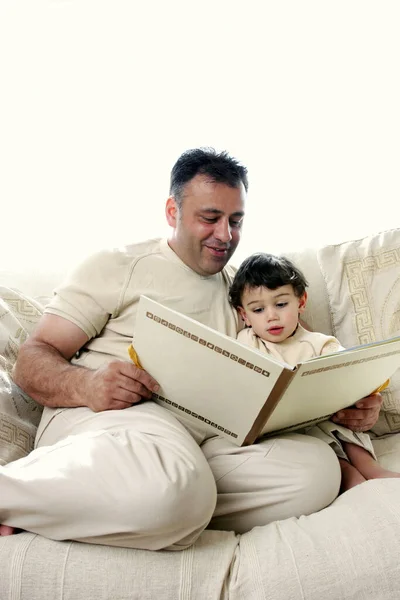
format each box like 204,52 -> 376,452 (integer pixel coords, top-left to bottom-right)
0,287 -> 44,465
317,228 -> 400,436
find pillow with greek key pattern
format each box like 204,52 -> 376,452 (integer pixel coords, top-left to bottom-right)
318,229 -> 400,436
0,287 -> 44,464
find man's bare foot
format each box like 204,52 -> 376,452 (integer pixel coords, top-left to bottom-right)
0,524 -> 15,536
339,458 -> 366,493
343,442 -> 400,481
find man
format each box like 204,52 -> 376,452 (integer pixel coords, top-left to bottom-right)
0,148 -> 382,548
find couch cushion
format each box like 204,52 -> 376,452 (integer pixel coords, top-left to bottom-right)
0,268 -> 62,301
317,228 -> 400,436
0,529 -> 237,600
372,432 -> 400,471
283,246 -> 333,336
0,287 -> 44,465
231,478 -> 400,600
2,480 -> 400,599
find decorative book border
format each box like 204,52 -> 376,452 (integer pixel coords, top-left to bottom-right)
301,349 -> 400,377
146,311 -> 271,377
152,392 -> 238,439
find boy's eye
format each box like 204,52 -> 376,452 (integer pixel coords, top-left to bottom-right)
253,307 -> 264,313
276,302 -> 288,308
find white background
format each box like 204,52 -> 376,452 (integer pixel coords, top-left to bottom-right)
0,1 -> 399,279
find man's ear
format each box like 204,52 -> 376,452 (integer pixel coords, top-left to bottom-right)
298,291 -> 308,314
165,196 -> 178,228
237,306 -> 251,327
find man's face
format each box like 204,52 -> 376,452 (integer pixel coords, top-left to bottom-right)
166,174 -> 246,276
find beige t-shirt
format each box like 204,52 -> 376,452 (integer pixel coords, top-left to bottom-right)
237,324 -> 344,366
45,238 -> 241,370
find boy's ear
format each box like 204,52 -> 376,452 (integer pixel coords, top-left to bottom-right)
298,291 -> 308,314
237,306 -> 251,327
165,196 -> 178,228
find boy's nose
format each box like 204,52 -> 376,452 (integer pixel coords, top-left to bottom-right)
266,308 -> 278,321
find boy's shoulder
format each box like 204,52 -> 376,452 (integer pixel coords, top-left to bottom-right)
295,325 -> 344,354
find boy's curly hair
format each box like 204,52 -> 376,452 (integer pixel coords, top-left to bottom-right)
229,253 -> 308,309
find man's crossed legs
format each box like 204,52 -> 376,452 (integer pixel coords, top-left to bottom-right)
0,403 -> 341,549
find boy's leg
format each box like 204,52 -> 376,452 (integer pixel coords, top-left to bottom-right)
202,432 -> 341,533
338,458 -> 366,493
0,403 -> 217,550
343,441 -> 400,481
0,524 -> 14,535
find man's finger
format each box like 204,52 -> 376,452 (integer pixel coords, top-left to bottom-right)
120,362 -> 160,393
118,374 -> 154,399
113,387 -> 144,405
355,393 -> 383,409
333,408 -> 370,422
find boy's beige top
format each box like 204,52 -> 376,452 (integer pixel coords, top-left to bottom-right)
237,324 -> 344,366
45,238 -> 240,370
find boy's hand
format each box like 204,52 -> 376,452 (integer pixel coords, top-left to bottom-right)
332,393 -> 383,432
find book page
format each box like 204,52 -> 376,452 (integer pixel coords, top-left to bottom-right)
262,337 -> 400,434
133,296 -> 292,445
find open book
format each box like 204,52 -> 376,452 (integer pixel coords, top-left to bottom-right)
132,296 -> 400,446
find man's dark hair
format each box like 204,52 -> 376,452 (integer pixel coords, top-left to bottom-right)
170,147 -> 248,208
229,253 -> 308,309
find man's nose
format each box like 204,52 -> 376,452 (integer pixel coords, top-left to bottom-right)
214,219 -> 232,242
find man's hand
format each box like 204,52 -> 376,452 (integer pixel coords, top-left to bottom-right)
84,360 -> 160,412
332,393 -> 383,432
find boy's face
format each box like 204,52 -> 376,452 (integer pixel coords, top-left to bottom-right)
238,284 -> 307,344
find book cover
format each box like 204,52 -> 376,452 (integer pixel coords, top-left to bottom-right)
133,296 -> 400,446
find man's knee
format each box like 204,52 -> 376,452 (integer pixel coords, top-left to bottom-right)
101,436 -> 217,549
133,456 -> 217,534
291,434 -> 341,514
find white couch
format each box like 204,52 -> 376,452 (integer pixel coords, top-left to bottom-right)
1,229 -> 400,599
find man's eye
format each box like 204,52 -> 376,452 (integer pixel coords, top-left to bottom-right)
201,217 -> 217,223
230,220 -> 243,228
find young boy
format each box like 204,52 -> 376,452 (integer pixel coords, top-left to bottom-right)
229,252 -> 399,492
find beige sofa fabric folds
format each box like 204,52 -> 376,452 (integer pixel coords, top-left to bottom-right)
1,480 -> 400,599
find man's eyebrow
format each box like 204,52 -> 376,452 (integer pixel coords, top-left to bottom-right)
198,208 -> 245,217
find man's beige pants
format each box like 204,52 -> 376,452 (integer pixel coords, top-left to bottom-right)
0,402 -> 341,550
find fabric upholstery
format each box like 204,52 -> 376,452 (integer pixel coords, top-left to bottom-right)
1,480 -> 400,599
318,228 -> 400,435
231,479 -> 400,600
0,288 -> 44,465
0,529 -> 237,600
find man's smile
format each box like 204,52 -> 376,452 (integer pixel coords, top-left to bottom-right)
204,245 -> 230,257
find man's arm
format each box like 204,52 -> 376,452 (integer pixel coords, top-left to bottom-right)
13,314 -> 159,412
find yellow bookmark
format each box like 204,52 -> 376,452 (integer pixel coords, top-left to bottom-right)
128,344 -> 143,369
372,379 -> 390,394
